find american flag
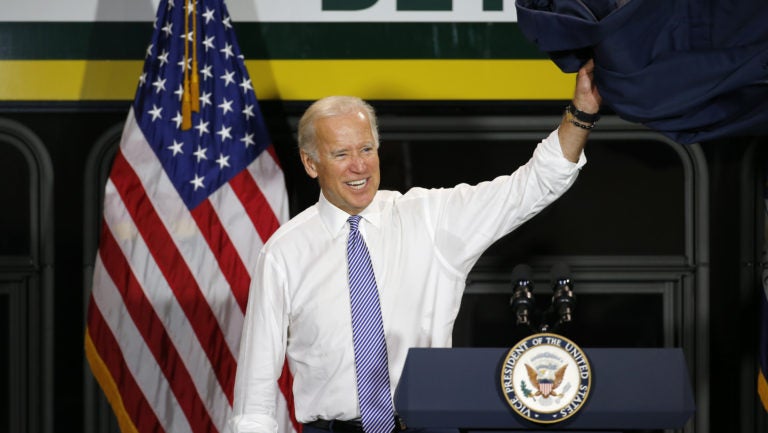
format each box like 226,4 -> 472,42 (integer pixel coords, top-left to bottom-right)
84,0 -> 298,432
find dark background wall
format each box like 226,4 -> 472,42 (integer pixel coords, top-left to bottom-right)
0,100 -> 766,433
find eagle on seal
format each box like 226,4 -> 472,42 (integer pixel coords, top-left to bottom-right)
525,363 -> 567,398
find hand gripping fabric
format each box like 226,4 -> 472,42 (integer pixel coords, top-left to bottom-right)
346,215 -> 395,433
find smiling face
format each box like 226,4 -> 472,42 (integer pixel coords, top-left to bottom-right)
300,110 -> 381,215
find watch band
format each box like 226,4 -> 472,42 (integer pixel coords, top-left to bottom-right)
566,103 -> 600,124
564,110 -> 596,130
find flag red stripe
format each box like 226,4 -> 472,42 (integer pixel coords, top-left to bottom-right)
98,221 -> 217,433
229,167 -> 281,244
87,296 -> 165,433
279,359 -> 302,433
190,199 -> 251,313
109,150 -> 237,403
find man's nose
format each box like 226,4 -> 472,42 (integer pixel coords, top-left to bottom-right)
349,154 -> 366,171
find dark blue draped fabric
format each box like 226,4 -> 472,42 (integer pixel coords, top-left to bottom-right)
516,0 -> 768,144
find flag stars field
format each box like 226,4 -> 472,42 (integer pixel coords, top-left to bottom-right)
200,91 -> 213,107
239,77 -> 252,93
162,22 -> 173,37
173,111 -> 184,128
203,8 -> 215,23
195,119 -> 209,136
203,36 -> 216,51
190,173 -> 205,190
158,49 -> 170,66
217,125 -> 232,141
220,70 -> 236,86
219,98 -> 233,114
149,104 -> 163,121
201,64 -> 214,80
240,132 -> 254,148
168,140 -> 184,155
220,42 -> 234,59
242,104 -> 254,119
216,153 -> 230,169
152,77 -> 166,93
194,145 -> 208,162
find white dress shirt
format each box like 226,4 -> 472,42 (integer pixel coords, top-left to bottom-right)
230,130 -> 586,433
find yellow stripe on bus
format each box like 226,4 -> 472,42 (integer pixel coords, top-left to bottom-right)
0,59 -> 573,101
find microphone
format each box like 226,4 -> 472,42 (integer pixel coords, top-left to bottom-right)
550,263 -> 575,325
509,264 -> 535,325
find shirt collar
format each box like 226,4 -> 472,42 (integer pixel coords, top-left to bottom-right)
317,191 -> 382,239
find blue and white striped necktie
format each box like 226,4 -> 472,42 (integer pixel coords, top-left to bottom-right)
346,215 -> 395,433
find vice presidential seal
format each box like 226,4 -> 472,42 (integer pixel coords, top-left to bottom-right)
500,333 -> 591,424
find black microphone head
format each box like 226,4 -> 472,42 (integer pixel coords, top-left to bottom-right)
510,264 -> 535,325
511,264 -> 533,285
550,262 -> 572,288
549,263 -> 574,325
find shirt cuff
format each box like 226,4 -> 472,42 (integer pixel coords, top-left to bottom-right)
546,128 -> 587,170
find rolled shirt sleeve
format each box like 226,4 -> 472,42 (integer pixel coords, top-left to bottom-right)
230,251 -> 289,433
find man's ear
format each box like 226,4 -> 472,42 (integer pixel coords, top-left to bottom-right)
300,150 -> 319,179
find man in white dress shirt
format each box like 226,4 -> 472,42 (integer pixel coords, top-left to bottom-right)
230,61 -> 602,433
